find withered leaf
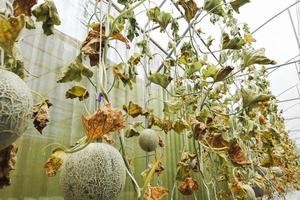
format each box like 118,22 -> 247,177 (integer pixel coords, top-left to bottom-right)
153,117 -> 173,133
177,0 -> 199,21
222,32 -> 245,50
81,104 -> 125,141
144,185 -> 169,200
177,177 -> 199,195
13,0 -> 37,16
214,66 -> 234,82
44,148 -> 67,177
208,134 -> 229,149
242,48 -> 276,68
228,140 -> 250,165
123,101 -> 148,118
173,120 -> 189,133
32,99 -> 52,134
241,88 -> 271,108
32,0 -> 61,35
81,24 -> 105,66
194,122 -> 206,140
111,32 -> 130,48
65,85 -> 89,101
57,57 -> 93,83
0,144 -> 18,189
0,15 -> 25,55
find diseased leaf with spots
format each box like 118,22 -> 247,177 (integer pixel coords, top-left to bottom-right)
32,0 -> 61,36
44,148 -> 67,177
230,0 -> 250,13
242,48 -> 276,68
32,99 -> 52,134
65,85 -> 89,101
148,73 -> 172,89
204,0 -> 225,16
222,32 -> 245,50
13,0 -> 37,16
81,103 -> 125,141
177,0 -> 199,21
0,15 -> 25,55
0,144 -> 18,189
57,57 -> 93,83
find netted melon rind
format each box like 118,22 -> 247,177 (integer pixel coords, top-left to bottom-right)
0,70 -> 33,150
60,143 -> 126,200
139,129 -> 159,152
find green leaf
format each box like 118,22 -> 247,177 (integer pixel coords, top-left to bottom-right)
32,0 -> 61,36
65,85 -> 89,101
242,48 -> 277,68
202,64 -> 218,78
230,0 -> 250,13
147,7 -> 172,31
148,73 -> 172,89
177,0 -> 199,21
204,0 -> 226,16
127,16 -> 139,41
214,66 -> 234,82
241,88 -> 271,108
185,61 -> 203,77
57,57 -> 93,83
222,33 -> 245,50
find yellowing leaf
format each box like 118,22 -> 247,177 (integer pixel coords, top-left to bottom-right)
241,88 -> 271,108
173,120 -> 189,133
81,104 -> 125,141
65,85 -> 89,101
0,15 -> 25,55
242,48 -> 276,68
202,64 -> 218,78
32,99 -> 52,134
149,73 -> 172,89
44,148 -> 67,177
177,0 -> 199,21
111,32 -> 130,48
123,101 -> 148,118
13,0 -> 37,16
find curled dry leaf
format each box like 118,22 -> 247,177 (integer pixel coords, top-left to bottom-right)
208,133 -> 229,149
65,85 -> 89,101
214,66 -> 234,82
111,32 -> 130,48
123,101 -> 148,118
228,141 -> 251,165
44,148 -> 67,177
177,177 -> 199,195
0,144 -> 18,189
81,103 -> 125,141
144,185 -> 169,200
194,122 -> 206,140
32,99 -> 52,134
177,0 -> 199,21
13,0 -> 37,16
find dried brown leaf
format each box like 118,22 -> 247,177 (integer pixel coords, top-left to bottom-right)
194,122 -> 206,140
228,141 -> 251,165
177,177 -> 199,195
111,32 -> 130,48
32,99 -> 52,134
144,185 -> 169,200
0,144 -> 18,189
44,148 -> 67,177
81,103 -> 125,141
13,0 -> 37,16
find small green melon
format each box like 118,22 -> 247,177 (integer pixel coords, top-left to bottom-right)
60,143 -> 126,200
139,129 -> 159,152
0,69 -> 33,150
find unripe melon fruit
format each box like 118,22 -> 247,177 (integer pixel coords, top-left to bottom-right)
60,143 -> 126,200
139,129 -> 159,152
0,69 -> 33,150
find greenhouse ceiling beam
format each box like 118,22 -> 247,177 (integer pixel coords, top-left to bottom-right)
285,116 -> 300,121
278,97 -> 300,104
288,9 -> 300,49
252,0 -> 300,34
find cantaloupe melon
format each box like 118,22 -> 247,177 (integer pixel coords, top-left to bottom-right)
139,129 -> 159,152
60,143 -> 126,200
0,69 -> 33,150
